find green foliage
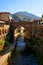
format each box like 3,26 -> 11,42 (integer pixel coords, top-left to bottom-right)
28,34 -> 43,65
35,48 -> 43,65
0,40 -> 5,45
5,24 -> 14,43
30,34 -> 43,45
28,39 -> 35,47
17,14 -> 23,20
5,36 -> 10,43
11,48 -> 19,60
0,49 -> 5,55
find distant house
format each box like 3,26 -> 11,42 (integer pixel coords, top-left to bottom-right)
40,15 -> 43,24
0,12 -> 14,24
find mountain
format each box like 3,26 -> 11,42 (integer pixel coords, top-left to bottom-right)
12,11 -> 40,22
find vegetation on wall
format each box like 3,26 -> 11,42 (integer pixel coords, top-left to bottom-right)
6,24 -> 14,43
0,39 -> 5,51
28,34 -> 43,65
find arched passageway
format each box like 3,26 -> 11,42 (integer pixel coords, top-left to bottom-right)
2,29 -> 4,34
0,29 -> 1,35
14,26 -> 30,40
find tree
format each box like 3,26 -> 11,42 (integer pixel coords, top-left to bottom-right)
6,23 -> 14,43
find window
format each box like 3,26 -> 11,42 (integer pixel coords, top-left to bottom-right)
2,29 -> 4,34
0,29 -> 1,35
5,29 -> 6,33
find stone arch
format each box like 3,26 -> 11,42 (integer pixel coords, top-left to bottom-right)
2,29 -> 4,34
14,26 -> 30,39
14,27 -> 20,34
14,27 -> 21,39
0,29 -> 1,35
5,29 -> 7,33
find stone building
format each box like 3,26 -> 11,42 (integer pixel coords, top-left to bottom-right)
0,12 -> 14,25
0,12 -> 14,39
0,21 -> 9,39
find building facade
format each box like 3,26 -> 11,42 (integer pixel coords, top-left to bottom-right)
0,12 -> 14,39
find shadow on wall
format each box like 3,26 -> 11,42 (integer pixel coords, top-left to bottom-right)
5,24 -> 14,43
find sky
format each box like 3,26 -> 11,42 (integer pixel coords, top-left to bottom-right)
0,0 -> 43,17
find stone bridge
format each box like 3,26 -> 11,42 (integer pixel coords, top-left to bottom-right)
10,21 -> 39,38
